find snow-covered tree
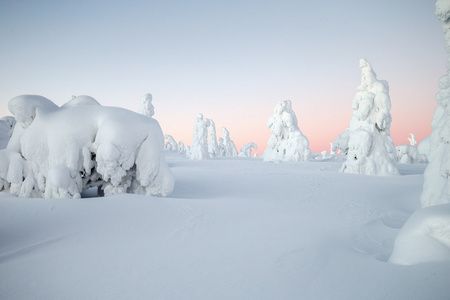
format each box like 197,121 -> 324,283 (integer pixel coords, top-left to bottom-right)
164,134 -> 178,152
418,136 -> 430,163
262,100 -> 311,162
421,0 -> 450,207
207,119 -> 220,157
238,142 -> 258,158
408,133 -> 417,146
0,95 -> 174,199
339,59 -> 398,175
178,141 -> 186,155
189,113 -> 210,160
140,93 -> 154,117
396,145 -> 422,164
220,127 -> 238,157
0,116 -> 16,149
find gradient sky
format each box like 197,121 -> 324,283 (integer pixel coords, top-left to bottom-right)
0,0 -> 447,154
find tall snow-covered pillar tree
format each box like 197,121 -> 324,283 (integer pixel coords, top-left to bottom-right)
421,0 -> 450,207
262,100 -> 311,162
140,93 -> 154,117
339,59 -> 398,175
189,113 -> 210,160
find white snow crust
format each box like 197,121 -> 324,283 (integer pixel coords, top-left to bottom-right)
262,100 -> 312,162
0,95 -> 174,198
339,59 -> 398,176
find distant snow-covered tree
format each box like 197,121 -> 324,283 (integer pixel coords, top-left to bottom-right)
408,133 -> 417,146
0,95 -> 174,198
207,119 -> 220,157
221,127 -> 238,157
396,145 -> 422,164
140,93 -> 154,117
178,141 -> 186,155
189,113 -> 210,160
164,134 -> 178,152
421,0 -> 450,207
339,59 -> 398,175
238,142 -> 258,158
0,116 -> 16,149
262,100 -> 311,162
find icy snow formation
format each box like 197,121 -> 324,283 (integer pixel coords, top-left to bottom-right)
0,116 -> 16,149
339,59 -> 398,175
238,142 -> 258,158
418,136 -> 430,163
262,100 -> 311,162
164,134 -> 178,152
220,127 -> 238,157
140,93 -> 154,117
408,133 -> 417,146
189,114 -> 210,160
396,145 -> 422,164
0,95 -> 174,198
421,1 -> 450,207
389,203 -> 450,265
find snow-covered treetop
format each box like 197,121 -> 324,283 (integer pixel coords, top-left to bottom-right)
436,0 -> 450,23
141,93 -> 154,117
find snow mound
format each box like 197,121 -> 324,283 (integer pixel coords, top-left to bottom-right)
389,203 -> 450,265
339,59 -> 398,176
0,95 -> 174,198
396,145 -> 422,164
262,100 -> 311,162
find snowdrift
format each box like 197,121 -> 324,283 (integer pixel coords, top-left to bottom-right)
0,95 -> 174,199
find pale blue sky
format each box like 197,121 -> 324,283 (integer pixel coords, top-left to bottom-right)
0,0 -> 446,152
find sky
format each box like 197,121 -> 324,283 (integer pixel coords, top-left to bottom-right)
0,0 -> 447,154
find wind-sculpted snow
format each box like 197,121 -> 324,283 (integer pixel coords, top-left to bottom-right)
238,142 -> 258,158
140,93 -> 154,117
262,100 -> 311,162
389,204 -> 450,265
0,95 -> 174,199
339,59 -> 398,175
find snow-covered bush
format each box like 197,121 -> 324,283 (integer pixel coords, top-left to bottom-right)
262,100 -> 311,162
220,127 -> 238,157
421,0 -> 450,207
0,116 -> 16,149
238,142 -> 258,158
396,145 -> 422,164
0,95 -> 174,198
339,59 -> 398,175
164,134 -> 178,152
140,93 -> 154,117
189,113 -> 210,160
389,203 -> 450,265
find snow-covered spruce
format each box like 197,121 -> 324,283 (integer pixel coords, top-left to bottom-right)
220,127 -> 238,157
238,142 -> 258,158
164,134 -> 178,152
189,113 -> 210,160
207,119 -> 220,157
421,0 -> 450,207
140,93 -> 154,117
338,59 -> 398,175
0,95 -> 174,199
262,100 -> 311,162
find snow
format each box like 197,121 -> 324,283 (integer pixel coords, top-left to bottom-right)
340,59 -> 398,176
220,127 -> 238,157
262,100 -> 312,162
140,93 -> 154,117
389,203 -> 450,265
189,113 -> 210,160
239,142 -> 258,158
420,1 -> 450,207
0,116 -> 15,149
0,153 -> 448,299
396,145 -> 422,164
0,95 -> 174,198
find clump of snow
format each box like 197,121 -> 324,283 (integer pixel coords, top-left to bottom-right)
421,1 -> 450,207
0,116 -> 16,149
140,93 -> 154,117
0,95 -> 174,198
408,133 -> 417,146
262,100 -> 311,162
238,142 -> 258,158
331,129 -> 350,157
164,134 -> 178,152
389,203 -> 450,265
189,113 -> 210,160
396,145 -> 422,164
339,59 -> 398,176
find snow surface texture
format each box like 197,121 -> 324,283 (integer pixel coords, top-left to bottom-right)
0,116 -> 16,149
420,0 -> 450,207
389,203 -> 450,265
0,95 -> 174,198
140,93 -> 154,117
1,153 -> 449,299
262,100 -> 312,162
338,59 -> 398,176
